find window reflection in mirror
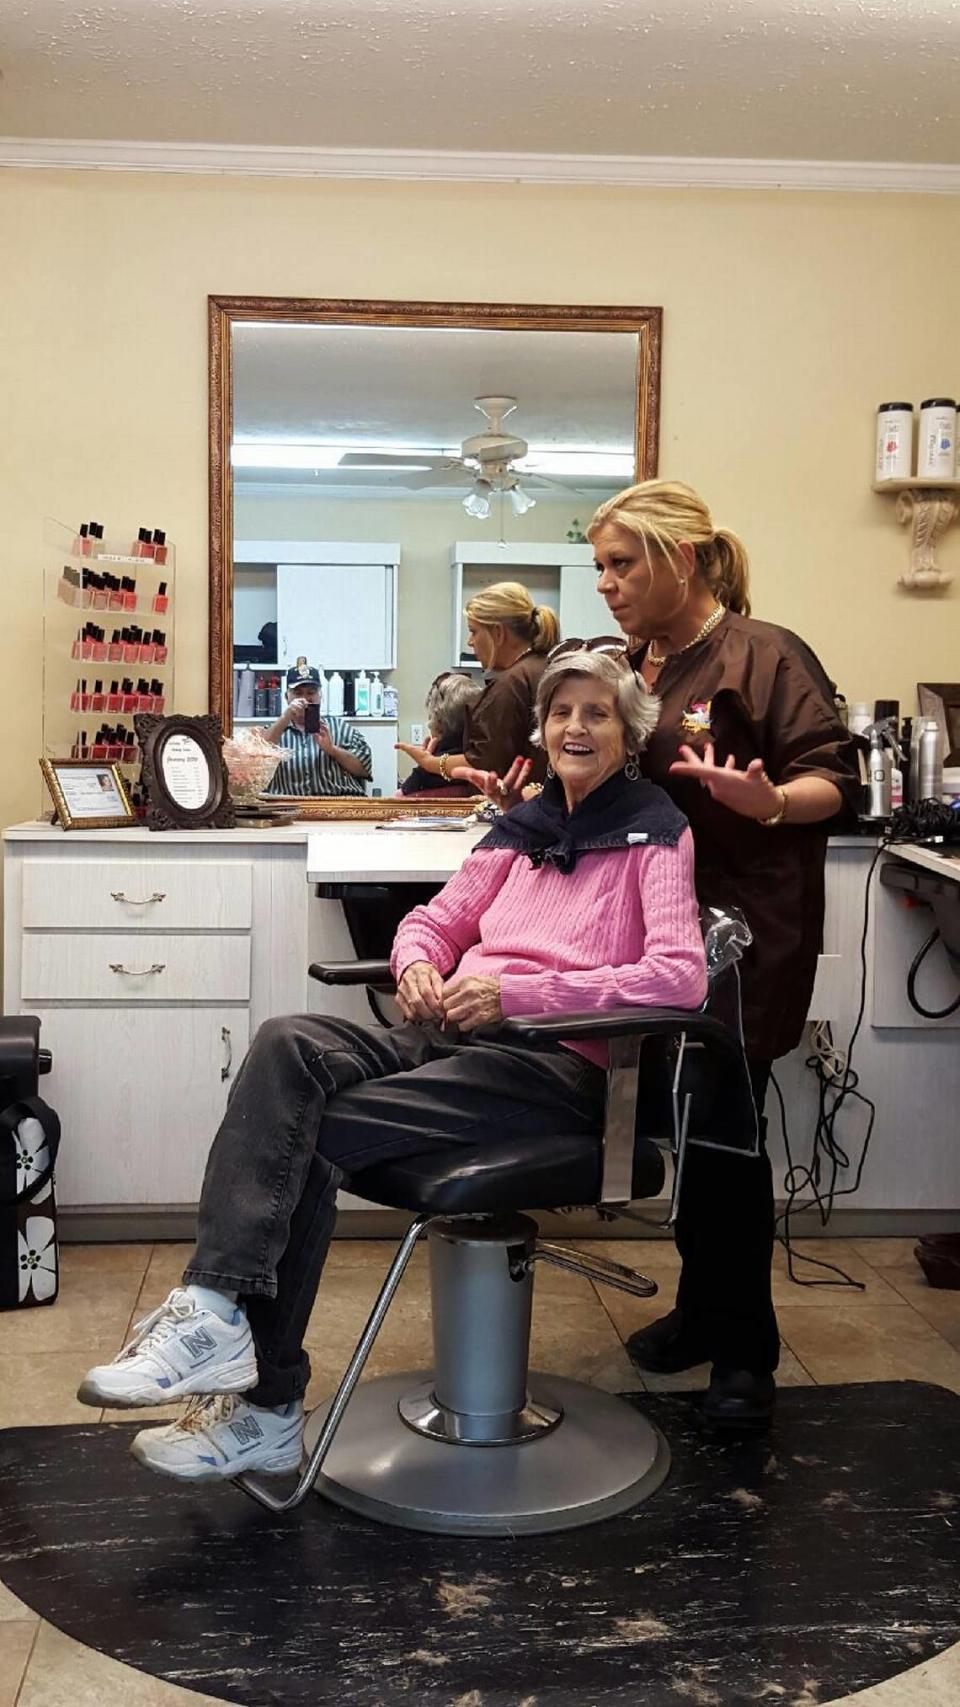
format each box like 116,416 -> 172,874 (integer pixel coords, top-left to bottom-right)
229,321 -> 642,798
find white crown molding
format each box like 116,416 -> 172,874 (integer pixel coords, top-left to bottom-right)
1,138 -> 959,193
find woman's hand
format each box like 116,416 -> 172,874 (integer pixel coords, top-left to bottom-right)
443,975 -> 503,1032
395,741 -> 432,769
450,756 -> 533,808
396,961 -> 445,1024
669,742 -> 783,821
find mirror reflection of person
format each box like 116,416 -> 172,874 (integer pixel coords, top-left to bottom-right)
397,672 -> 484,798
77,650 -> 708,1482
264,664 -> 371,797
395,582 -> 559,787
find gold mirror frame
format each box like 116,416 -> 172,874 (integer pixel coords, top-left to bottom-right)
208,295 -> 662,732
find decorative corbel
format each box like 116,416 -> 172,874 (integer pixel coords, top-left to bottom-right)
894,488 -> 957,590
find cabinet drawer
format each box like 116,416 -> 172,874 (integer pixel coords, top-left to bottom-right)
21,933 -> 251,1003
22,860 -> 252,931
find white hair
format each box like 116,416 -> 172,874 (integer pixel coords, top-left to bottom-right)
534,650 -> 660,754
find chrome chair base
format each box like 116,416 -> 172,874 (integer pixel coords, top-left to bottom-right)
306,1370 -> 670,1536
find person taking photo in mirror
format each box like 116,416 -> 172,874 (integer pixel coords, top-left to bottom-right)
265,663 -> 371,797
396,582 -> 559,789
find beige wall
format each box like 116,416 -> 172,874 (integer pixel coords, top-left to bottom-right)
3,169 -> 960,836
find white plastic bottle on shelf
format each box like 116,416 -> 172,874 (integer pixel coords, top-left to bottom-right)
848,701 -> 872,737
355,669 -> 371,715
370,671 -> 384,715
327,671 -> 344,715
383,684 -> 399,719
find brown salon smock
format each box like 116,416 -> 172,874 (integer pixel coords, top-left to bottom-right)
463,652 -> 549,783
635,612 -> 861,1062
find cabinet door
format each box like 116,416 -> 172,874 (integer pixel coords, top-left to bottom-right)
347,720 -> 398,796
559,562 -> 605,642
41,1007 -> 250,1207
277,563 -> 394,670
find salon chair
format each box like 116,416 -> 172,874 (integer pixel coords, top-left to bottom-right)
236,921 -> 756,1535
0,1016 -> 52,1100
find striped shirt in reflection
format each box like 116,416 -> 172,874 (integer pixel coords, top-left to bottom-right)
265,719 -> 372,797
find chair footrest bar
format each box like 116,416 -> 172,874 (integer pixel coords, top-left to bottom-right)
531,1240 -> 658,1299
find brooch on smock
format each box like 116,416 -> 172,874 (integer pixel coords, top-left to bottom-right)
680,700 -> 713,739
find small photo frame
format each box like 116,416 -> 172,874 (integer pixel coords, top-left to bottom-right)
40,758 -> 135,830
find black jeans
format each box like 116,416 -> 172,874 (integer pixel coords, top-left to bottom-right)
183,1015 -> 605,1407
674,1061 -> 779,1375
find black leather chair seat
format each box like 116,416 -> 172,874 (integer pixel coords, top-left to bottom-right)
348,1126 -> 665,1215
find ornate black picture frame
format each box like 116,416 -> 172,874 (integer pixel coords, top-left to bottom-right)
134,713 -> 235,831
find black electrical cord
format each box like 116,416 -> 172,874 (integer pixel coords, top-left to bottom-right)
906,927 -> 960,1020
772,843 -> 883,1289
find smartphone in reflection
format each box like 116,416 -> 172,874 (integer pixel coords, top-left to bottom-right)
303,704 -> 321,734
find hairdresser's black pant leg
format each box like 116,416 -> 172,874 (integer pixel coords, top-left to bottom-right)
674,1061 -> 780,1376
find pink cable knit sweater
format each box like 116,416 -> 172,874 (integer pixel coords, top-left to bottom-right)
391,829 -> 708,1067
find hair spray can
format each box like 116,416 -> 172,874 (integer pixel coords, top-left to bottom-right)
917,718 -> 944,802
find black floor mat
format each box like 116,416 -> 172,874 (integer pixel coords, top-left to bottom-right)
0,1383 -> 957,1706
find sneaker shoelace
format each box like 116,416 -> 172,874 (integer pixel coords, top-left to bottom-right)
117,1288 -> 198,1362
178,1394 -> 239,1435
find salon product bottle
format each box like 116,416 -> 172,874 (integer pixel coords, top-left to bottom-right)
72,523 -> 88,557
327,671 -> 344,715
355,670 -> 370,716
152,529 -> 168,566
89,522 -> 104,554
875,403 -> 913,482
253,674 -> 267,719
370,671 -> 384,715
152,581 -> 168,614
865,729 -> 892,819
917,718 -> 945,801
342,672 -> 356,717
918,399 -> 957,479
848,701 -> 872,737
383,683 -> 399,719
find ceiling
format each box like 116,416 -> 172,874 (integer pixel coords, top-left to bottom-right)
2,0 -> 959,165
232,322 -> 637,497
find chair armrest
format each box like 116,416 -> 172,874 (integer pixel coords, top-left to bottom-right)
309,960 -> 395,988
499,1005 -> 736,1052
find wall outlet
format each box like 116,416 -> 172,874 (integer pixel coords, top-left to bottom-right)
410,723 -> 425,744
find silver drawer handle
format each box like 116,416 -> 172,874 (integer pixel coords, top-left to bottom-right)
221,1025 -> 233,1081
109,962 -> 166,976
110,891 -> 166,905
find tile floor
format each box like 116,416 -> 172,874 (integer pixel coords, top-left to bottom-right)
2,1234 -> 959,1706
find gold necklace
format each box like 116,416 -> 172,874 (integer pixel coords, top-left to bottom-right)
647,602 -> 725,670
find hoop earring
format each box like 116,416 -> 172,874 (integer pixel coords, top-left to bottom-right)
546,763 -> 555,780
625,754 -> 641,781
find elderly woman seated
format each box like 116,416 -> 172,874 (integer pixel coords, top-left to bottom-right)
398,670 -> 484,799
78,648 -> 707,1483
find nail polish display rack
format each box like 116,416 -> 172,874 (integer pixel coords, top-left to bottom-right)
42,518 -> 176,796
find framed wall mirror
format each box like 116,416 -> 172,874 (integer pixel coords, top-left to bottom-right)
209,297 -> 661,799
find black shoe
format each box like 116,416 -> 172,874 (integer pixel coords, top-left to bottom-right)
703,1367 -> 776,1429
625,1309 -> 711,1374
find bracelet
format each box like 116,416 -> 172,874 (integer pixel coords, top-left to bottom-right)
438,753 -> 453,782
759,785 -> 788,827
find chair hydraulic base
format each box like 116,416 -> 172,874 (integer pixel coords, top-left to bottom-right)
305,1372 -> 670,1536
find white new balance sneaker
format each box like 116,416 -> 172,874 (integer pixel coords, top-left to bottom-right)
131,1394 -> 305,1482
77,1287 -> 258,1409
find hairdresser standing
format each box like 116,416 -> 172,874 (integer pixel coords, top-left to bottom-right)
396,582 -> 559,786
590,481 -> 860,1426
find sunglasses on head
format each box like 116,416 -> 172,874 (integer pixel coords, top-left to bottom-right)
547,636 -> 629,662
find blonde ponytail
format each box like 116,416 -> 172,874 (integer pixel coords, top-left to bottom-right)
587,480 -> 752,615
464,581 -> 558,654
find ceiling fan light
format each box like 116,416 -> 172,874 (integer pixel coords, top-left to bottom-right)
463,478 -> 492,520
508,483 -> 536,516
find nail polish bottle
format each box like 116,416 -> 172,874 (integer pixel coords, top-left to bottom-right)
106,573 -> 123,612
91,728 -> 108,761
138,629 -> 153,664
59,565 -> 82,606
121,679 -> 137,713
106,679 -> 122,713
89,522 -> 104,555
153,529 -> 167,566
107,629 -> 123,664
71,524 -> 88,557
151,677 -> 165,714
70,679 -> 82,712
122,575 -> 137,612
79,567 -> 92,608
91,572 -> 108,611
152,581 -> 169,615
153,629 -> 167,665
123,628 -> 140,665
91,678 -> 106,712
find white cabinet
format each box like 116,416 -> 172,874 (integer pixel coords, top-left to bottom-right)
41,1007 -> 249,1206
277,562 -> 395,671
234,540 -> 400,673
